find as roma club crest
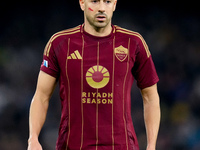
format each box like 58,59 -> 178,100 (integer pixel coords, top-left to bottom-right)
114,45 -> 128,62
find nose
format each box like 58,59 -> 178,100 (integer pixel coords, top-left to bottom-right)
98,1 -> 105,13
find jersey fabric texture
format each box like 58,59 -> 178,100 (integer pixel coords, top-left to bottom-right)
40,24 -> 159,150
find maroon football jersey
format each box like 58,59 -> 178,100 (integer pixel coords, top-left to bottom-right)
40,25 -> 159,150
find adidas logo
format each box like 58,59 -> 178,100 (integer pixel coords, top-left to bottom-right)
67,50 -> 82,59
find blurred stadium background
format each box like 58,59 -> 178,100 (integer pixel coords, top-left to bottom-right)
0,0 -> 200,149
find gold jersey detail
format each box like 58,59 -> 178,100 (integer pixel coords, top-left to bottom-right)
67,50 -> 82,60
114,45 -> 129,62
115,26 -> 151,58
82,92 -> 113,104
86,65 -> 110,89
44,25 -> 81,57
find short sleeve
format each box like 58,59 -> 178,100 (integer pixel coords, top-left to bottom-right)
40,39 -> 60,78
132,37 -> 159,89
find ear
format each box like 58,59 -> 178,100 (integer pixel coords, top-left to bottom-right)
113,0 -> 117,11
79,0 -> 85,11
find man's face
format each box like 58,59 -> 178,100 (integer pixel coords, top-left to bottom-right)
80,0 -> 117,29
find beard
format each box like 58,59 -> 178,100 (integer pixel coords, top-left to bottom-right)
86,12 -> 112,29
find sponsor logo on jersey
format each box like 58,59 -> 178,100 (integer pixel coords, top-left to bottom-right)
114,45 -> 128,62
82,92 -> 113,104
86,65 -> 110,89
67,50 -> 82,59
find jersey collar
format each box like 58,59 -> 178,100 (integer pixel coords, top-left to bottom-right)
81,24 -> 116,40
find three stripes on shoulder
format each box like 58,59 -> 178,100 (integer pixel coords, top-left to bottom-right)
67,50 -> 82,60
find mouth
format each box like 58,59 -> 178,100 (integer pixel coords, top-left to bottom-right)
96,15 -> 106,21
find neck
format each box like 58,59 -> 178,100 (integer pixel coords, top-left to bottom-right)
84,22 -> 112,37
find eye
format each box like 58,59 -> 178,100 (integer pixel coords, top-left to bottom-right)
105,0 -> 111,3
92,0 -> 98,3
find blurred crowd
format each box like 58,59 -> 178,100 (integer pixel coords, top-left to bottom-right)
0,1 -> 200,150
